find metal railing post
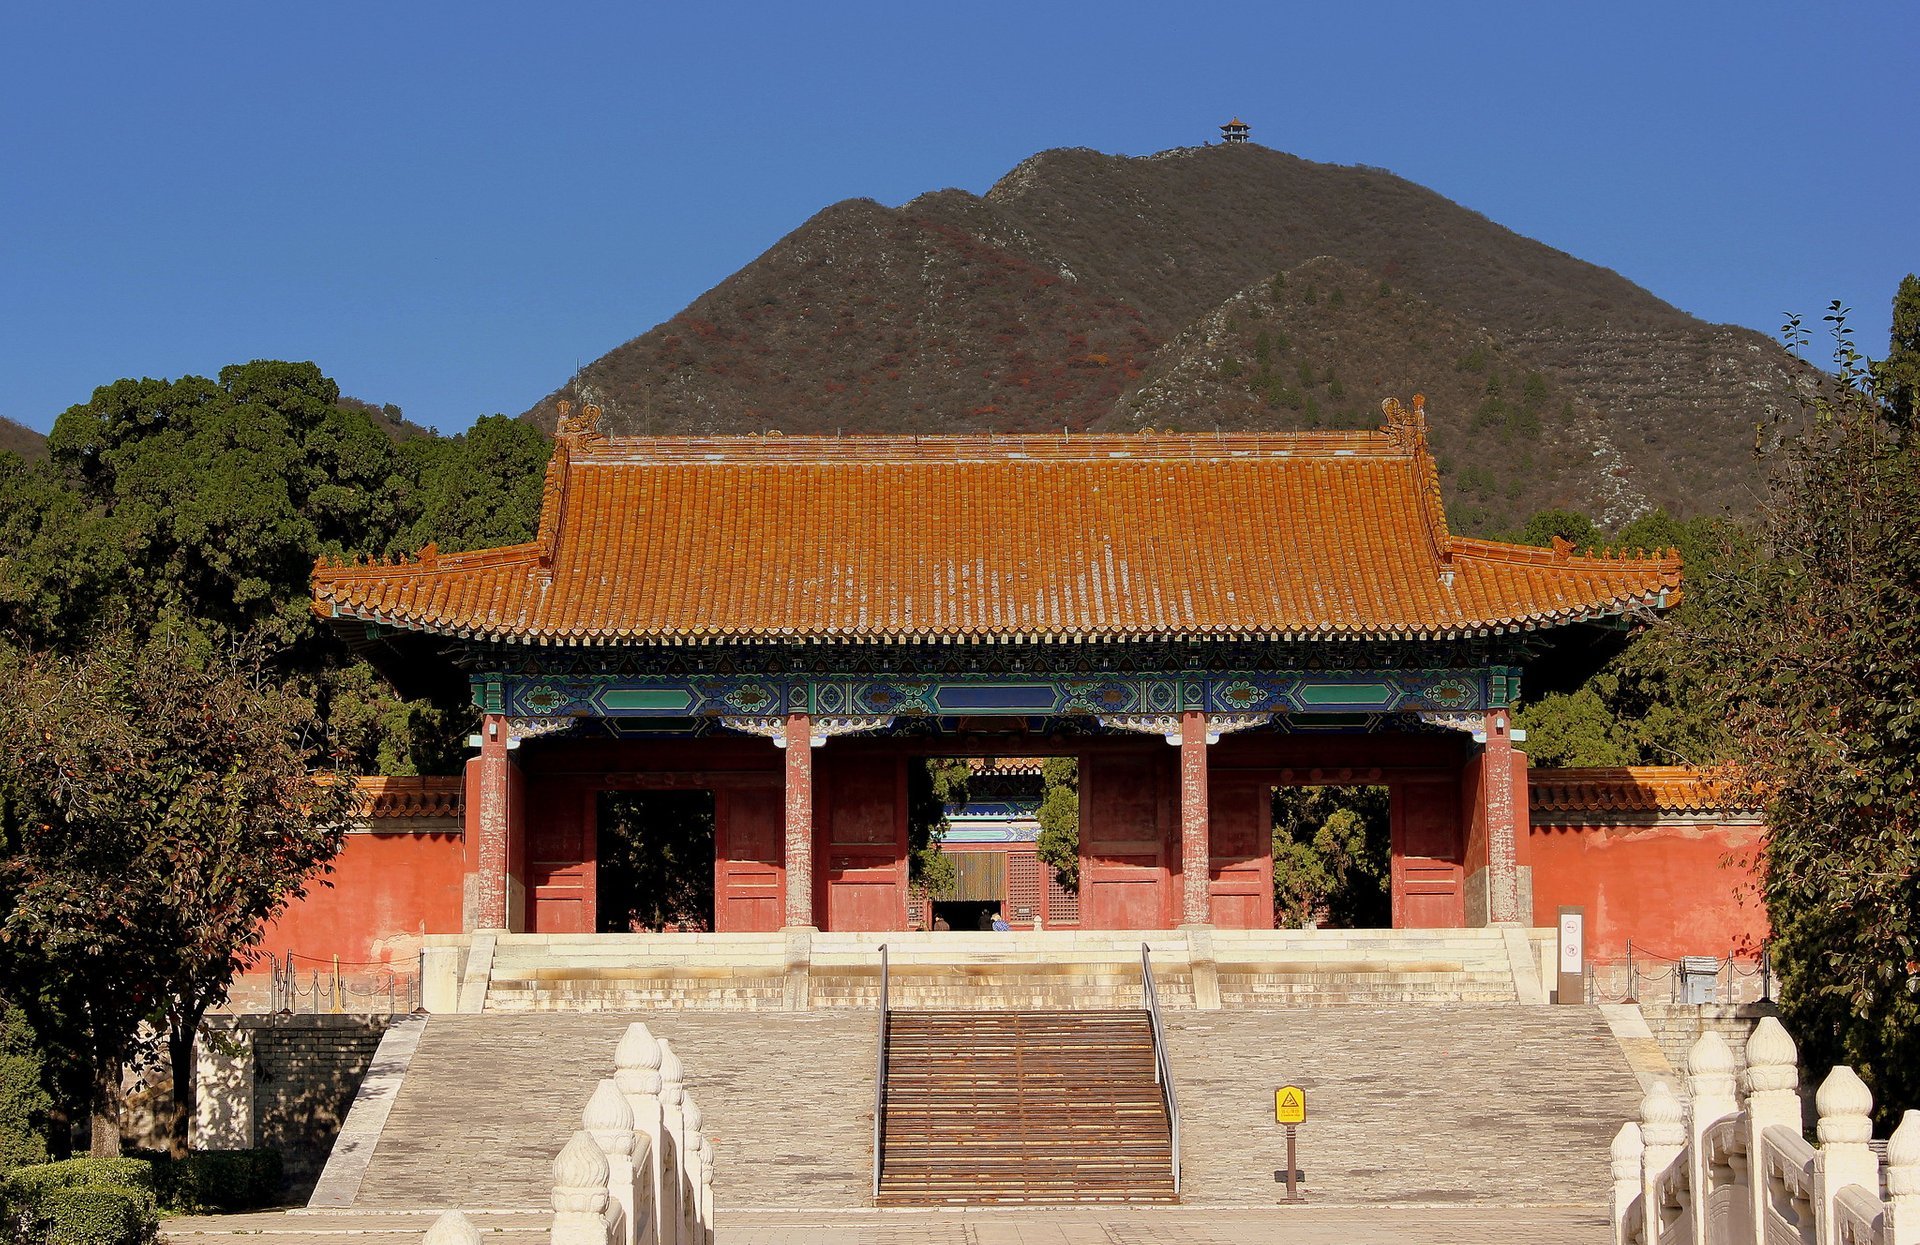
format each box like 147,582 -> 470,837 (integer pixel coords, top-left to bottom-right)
873,943 -> 889,1201
1141,943 -> 1180,1196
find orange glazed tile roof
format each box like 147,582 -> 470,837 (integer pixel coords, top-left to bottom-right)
1528,767 -> 1742,816
312,398 -> 1682,647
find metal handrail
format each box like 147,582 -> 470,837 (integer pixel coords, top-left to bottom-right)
872,943 -> 889,1200
1141,943 -> 1181,1196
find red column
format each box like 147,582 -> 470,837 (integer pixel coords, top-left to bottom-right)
1481,708 -> 1521,923
783,711 -> 815,929
1179,709 -> 1211,927
472,711 -> 512,930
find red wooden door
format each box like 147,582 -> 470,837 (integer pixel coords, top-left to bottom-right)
819,756 -> 906,932
1080,753 -> 1173,929
526,781 -> 592,933
1207,776 -> 1274,928
1391,780 -> 1465,928
715,783 -> 784,932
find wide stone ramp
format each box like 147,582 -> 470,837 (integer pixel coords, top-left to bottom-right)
347,1012 -> 877,1210
339,1003 -> 1639,1213
1166,1004 -> 1644,1205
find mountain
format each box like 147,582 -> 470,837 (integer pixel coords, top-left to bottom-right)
526,143 -> 1809,533
0,416 -> 46,460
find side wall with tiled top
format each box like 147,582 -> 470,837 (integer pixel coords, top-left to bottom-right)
1527,817 -> 1765,961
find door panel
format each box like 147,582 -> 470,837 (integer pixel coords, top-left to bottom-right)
1207,775 -> 1273,928
820,756 -> 906,931
1392,780 -> 1465,928
716,784 -> 784,933
1081,754 -> 1173,929
528,783 -> 592,933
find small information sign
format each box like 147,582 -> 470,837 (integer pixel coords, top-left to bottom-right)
1274,1085 -> 1306,1125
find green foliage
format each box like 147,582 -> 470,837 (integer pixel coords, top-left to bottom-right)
129,1149 -> 281,1212
1033,759 -> 1080,891
907,759 -> 970,900
0,1000 -> 51,1169
1327,287 -> 1345,307
0,361 -> 552,777
1688,301 -> 1920,1122
42,1187 -> 156,1245
1509,508 -> 1601,551
1878,273 -> 1920,428
2,1159 -> 157,1245
1271,787 -> 1390,928
1457,345 -> 1489,373
0,633 -> 354,1157
596,793 -> 715,930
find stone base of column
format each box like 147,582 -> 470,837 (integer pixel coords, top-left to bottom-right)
781,925 -> 814,1011
1181,924 -> 1222,1011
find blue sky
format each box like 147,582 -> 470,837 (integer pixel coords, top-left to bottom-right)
1,2 -> 1913,434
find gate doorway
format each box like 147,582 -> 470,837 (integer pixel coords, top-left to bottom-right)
595,790 -> 716,932
1270,785 -> 1392,928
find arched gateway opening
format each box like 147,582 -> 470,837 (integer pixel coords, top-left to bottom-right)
310,401 -> 1681,938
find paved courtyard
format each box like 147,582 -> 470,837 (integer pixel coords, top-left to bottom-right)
165,1203 -> 1613,1244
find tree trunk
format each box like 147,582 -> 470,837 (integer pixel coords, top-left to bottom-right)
89,1055 -> 122,1158
167,1014 -> 199,1159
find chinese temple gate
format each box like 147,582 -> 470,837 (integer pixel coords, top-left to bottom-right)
311,397 -> 1682,937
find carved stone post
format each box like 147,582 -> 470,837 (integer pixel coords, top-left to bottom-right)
1638,1081 -> 1685,1241
1887,1110 -> 1920,1245
698,1135 -> 715,1245
614,1024 -> 667,1245
680,1092 -> 706,1245
551,1130 -> 614,1245
1745,1017 -> 1802,1239
586,1079 -> 641,1245
1815,1066 -> 1877,1245
423,1210 -> 481,1245
658,1038 -> 686,1245
1685,1031 -> 1738,1245
783,711 -> 814,929
1611,1121 -> 1645,1245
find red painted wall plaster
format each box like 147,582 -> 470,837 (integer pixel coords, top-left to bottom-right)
257,830 -> 467,966
1528,821 -> 1766,960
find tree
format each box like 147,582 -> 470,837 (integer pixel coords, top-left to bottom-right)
0,632 -> 352,1157
1877,273 -> 1920,428
1033,759 -> 1080,891
1506,507 -> 1601,551
0,362 -> 554,776
1270,786 -> 1390,927
1684,299 -> 1920,1121
906,759 -> 969,901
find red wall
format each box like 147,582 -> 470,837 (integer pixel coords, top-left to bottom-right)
1528,821 -> 1766,960
257,830 -> 467,965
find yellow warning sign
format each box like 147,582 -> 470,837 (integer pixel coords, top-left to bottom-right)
1275,1085 -> 1306,1125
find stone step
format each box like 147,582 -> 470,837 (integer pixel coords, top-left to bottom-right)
332,1003 -> 1641,1213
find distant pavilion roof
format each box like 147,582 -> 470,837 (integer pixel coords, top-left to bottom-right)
312,398 -> 1681,650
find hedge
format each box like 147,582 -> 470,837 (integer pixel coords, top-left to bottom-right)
130,1148 -> 283,1212
0,1157 -> 158,1245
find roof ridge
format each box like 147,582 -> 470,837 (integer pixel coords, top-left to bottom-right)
1450,534 -> 1684,575
571,428 -> 1414,465
1382,395 -> 1455,571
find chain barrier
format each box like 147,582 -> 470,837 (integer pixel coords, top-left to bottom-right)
267,951 -> 420,1015
1582,940 -> 1773,1006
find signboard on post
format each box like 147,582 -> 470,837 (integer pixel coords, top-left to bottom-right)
1274,1085 -> 1306,1202
1557,905 -> 1585,1005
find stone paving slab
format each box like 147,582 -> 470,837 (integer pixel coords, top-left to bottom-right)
164,1205 -> 1609,1244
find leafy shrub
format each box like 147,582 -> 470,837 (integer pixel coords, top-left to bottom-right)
0,1000 -> 51,1169
130,1148 -> 283,1213
42,1186 -> 156,1245
0,1159 -> 157,1245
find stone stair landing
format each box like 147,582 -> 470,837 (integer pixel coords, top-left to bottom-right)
474,928 -> 1530,1012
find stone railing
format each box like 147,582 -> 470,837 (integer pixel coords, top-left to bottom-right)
1611,1016 -> 1920,1245
416,1021 -> 715,1245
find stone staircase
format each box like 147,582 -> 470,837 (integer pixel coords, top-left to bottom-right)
474,928 -> 1533,1011
323,1000 -> 1641,1213
877,1010 -> 1177,1205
